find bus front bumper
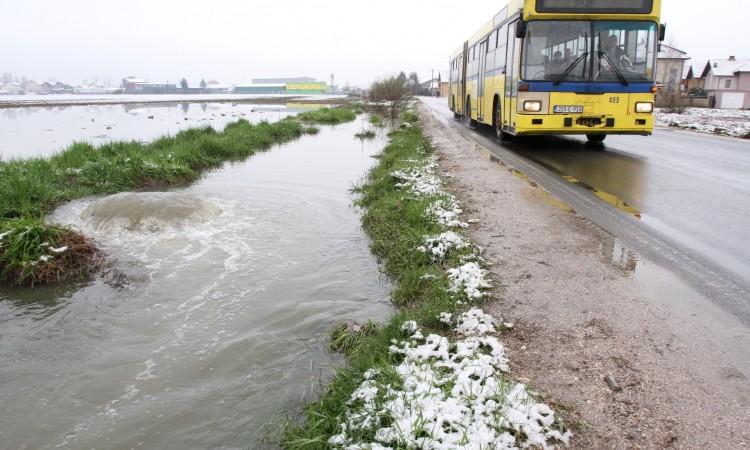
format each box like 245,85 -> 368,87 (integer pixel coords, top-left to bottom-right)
511,113 -> 653,136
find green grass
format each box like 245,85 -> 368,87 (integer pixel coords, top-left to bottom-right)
297,107 -> 357,124
0,106 -> 356,285
368,114 -> 385,128
282,113 -> 483,448
0,217 -> 97,286
354,130 -> 377,140
328,320 -> 381,355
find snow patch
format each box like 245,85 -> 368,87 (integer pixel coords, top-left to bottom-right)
328,318 -> 570,449
427,197 -> 468,228
391,158 -> 442,196
417,231 -> 470,261
455,308 -> 498,336
656,107 -> 750,138
447,262 -> 492,300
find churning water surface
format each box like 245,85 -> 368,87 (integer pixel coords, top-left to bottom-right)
0,115 -> 392,449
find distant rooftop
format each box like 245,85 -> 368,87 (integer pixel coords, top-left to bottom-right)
702,56 -> 750,77
658,44 -> 690,60
122,76 -> 149,84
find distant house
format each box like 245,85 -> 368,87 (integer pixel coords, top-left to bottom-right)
121,77 -> 177,94
655,44 -> 690,103
50,81 -> 74,94
204,83 -> 232,94
701,56 -> 750,109
22,80 -> 43,94
1,81 -> 24,94
420,78 -> 441,96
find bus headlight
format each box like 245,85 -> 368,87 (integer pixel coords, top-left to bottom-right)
523,100 -> 542,112
635,102 -> 653,113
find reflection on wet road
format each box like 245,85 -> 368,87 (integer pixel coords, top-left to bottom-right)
421,96 -> 750,324
506,131 -> 750,284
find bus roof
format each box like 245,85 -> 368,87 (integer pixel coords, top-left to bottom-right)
522,0 -> 661,22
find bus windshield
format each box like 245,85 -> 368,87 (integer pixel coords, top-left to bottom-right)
522,21 -> 657,83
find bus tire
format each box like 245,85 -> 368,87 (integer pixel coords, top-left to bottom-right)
586,134 -> 606,144
493,101 -> 508,141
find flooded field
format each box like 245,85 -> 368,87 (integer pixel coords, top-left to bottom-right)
0,111 -> 391,448
0,101 -> 319,160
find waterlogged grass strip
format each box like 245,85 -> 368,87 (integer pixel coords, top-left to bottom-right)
0,106 -> 356,285
0,218 -> 97,285
284,112 -> 570,449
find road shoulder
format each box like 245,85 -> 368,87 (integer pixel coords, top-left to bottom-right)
418,102 -> 750,449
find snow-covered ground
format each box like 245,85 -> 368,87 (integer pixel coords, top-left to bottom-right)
656,107 -> 750,138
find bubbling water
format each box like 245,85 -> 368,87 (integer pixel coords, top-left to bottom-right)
80,192 -> 222,232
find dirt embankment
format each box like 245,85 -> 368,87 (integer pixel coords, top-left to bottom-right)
417,103 -> 750,449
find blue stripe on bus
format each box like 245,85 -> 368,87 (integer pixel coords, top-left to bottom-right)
525,81 -> 654,93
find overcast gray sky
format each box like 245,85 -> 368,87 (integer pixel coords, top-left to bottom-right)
2,0 -> 746,87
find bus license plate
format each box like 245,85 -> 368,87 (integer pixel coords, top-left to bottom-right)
553,105 -> 584,114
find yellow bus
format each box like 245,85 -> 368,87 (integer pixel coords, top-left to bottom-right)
449,0 -> 665,143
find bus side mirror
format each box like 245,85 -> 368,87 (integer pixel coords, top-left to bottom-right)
659,23 -> 667,41
515,21 -> 527,39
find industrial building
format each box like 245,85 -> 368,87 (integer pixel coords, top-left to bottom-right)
233,84 -> 287,95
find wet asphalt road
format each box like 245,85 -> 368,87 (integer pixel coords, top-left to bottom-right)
421,97 -> 750,325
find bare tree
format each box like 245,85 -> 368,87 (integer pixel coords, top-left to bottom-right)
369,75 -> 411,121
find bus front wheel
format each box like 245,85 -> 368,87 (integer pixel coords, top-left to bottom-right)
494,103 -> 511,142
586,134 -> 606,144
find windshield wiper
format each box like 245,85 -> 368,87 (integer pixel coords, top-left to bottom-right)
552,52 -> 589,85
598,50 -> 629,86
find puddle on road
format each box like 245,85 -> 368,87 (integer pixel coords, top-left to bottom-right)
0,117 -> 393,449
594,232 -> 750,377
474,144 -> 575,214
561,175 -> 642,218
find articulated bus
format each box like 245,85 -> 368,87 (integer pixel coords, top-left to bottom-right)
449,0 -> 665,143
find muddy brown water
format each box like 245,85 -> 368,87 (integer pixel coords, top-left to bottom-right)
0,115 -> 391,449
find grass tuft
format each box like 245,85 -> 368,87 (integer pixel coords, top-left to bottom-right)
0,218 -> 98,286
354,130 -> 377,140
297,107 -> 357,124
328,320 -> 381,355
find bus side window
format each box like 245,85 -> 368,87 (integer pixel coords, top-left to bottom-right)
496,25 -> 508,72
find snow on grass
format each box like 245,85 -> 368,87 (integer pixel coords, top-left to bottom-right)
448,262 -> 492,300
427,197 -> 468,228
455,307 -> 498,336
391,157 -> 443,197
319,120 -> 570,449
656,107 -> 750,138
328,312 -> 571,450
417,231 -> 471,261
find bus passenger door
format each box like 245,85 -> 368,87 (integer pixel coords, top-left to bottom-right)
503,24 -> 517,131
460,44 -> 468,116
477,40 -> 488,121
